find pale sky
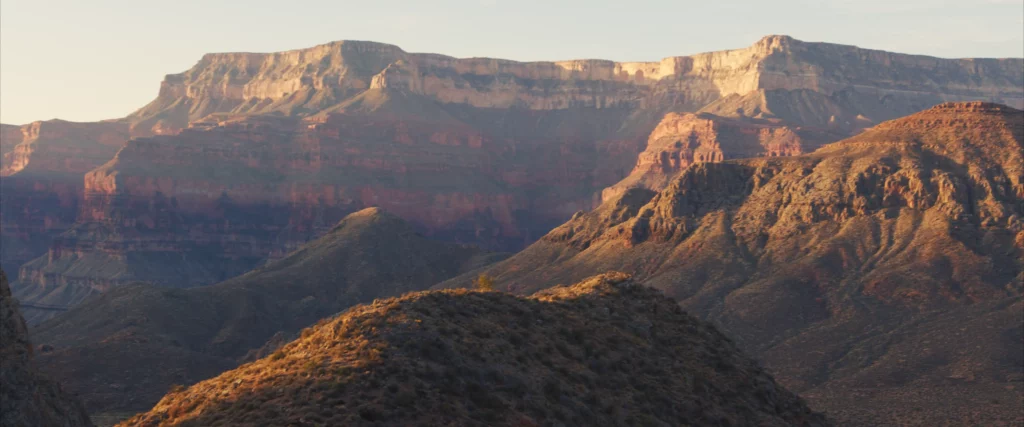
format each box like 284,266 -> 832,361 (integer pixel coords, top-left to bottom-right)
1,0 -> 1022,125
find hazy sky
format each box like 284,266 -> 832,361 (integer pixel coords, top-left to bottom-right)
1,0 -> 1022,125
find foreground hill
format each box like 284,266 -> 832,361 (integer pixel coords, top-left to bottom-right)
30,208 -> 502,415
440,102 -> 1024,425
1,270 -> 93,427
120,273 -> 830,427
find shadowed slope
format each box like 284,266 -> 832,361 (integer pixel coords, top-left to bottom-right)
30,208 -> 503,415
1,270 -> 93,427
121,273 -> 830,427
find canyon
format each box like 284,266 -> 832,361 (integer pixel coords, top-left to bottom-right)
3,35 -> 1022,318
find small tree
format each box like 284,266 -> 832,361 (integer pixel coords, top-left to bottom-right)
474,274 -> 495,292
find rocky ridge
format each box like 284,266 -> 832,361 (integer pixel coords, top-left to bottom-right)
439,102 -> 1024,425
119,273 -> 830,427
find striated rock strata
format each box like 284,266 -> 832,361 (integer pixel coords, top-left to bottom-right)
10,35 -> 1024,314
439,102 -> 1024,426
0,120 -> 130,276
126,35 -> 1023,136
119,273 -> 830,427
602,112 -> 843,201
0,270 -> 93,427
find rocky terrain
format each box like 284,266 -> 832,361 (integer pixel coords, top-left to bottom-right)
439,102 -> 1024,425
7,36 -> 1022,313
119,273 -> 830,427
30,208 -> 502,415
1,269 -> 93,427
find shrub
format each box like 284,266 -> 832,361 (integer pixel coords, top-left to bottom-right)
474,274 -> 495,292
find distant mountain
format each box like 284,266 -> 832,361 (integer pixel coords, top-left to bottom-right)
8,35 -> 1022,314
1,270 -> 93,427
30,208 -> 503,415
119,273 -> 830,427
439,102 -> 1024,425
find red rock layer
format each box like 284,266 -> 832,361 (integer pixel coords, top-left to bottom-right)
602,112 -> 842,201
0,121 -> 130,274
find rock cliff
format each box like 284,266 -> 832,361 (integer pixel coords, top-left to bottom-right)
0,123 -> 23,158
602,112 -> 842,201
118,273 -> 830,427
127,35 -> 1023,136
0,270 -> 93,427
9,36 -> 1023,315
0,120 -> 130,276
438,102 -> 1024,425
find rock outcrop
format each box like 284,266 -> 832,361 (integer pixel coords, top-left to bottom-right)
0,270 -> 93,427
439,102 -> 1024,426
602,112 -> 842,201
30,208 -> 503,415
118,273 -> 830,427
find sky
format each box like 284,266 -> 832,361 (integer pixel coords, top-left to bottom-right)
1,0 -> 1022,125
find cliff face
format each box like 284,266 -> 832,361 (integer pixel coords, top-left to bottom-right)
126,35 -> 1023,136
439,103 -> 1024,426
0,121 -> 130,276
118,273 -> 829,427
17,93 -> 648,311
602,112 -> 842,201
0,123 -> 23,158
0,270 -> 93,427
10,36 -> 1023,316
31,208 -> 502,415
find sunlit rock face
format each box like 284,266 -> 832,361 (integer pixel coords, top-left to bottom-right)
127,35 -> 1023,136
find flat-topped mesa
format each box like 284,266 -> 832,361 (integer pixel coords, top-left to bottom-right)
126,35 -> 1023,135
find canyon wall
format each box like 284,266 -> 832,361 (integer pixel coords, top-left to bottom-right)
8,35 -> 1023,314
126,35 -> 1023,136
0,121 -> 130,275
